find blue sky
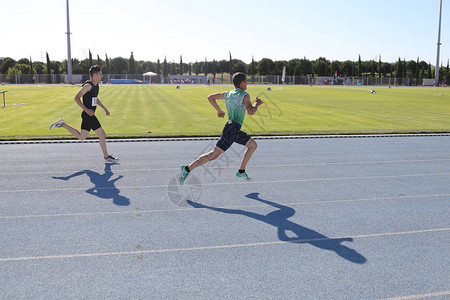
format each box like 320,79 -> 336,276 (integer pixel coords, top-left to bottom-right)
2,0 -> 449,65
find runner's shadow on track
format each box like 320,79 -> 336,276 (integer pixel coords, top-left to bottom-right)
188,192 -> 366,264
52,163 -> 130,206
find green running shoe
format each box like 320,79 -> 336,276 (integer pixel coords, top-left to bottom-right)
236,171 -> 252,181
180,165 -> 190,185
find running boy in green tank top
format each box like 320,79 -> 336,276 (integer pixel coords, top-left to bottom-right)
181,72 -> 263,184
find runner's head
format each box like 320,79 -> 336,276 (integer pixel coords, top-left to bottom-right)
232,72 -> 247,89
89,65 -> 102,78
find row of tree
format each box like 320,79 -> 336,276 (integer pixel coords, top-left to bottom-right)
1,51 -> 450,82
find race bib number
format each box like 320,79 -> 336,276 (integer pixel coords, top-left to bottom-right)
92,97 -> 98,107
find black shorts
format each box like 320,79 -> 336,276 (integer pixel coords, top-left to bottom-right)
216,120 -> 251,151
81,112 -> 102,132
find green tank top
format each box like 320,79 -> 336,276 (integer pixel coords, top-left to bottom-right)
224,88 -> 247,125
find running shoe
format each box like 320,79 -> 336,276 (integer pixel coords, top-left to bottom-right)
236,171 -> 252,181
105,155 -> 119,163
180,165 -> 189,185
49,119 -> 65,130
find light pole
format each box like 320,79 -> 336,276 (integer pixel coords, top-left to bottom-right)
66,0 -> 73,84
435,0 -> 443,86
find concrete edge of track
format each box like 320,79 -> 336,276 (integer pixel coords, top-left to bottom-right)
1,133 -> 450,144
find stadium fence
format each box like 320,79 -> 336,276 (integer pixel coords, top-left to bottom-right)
0,73 -> 421,86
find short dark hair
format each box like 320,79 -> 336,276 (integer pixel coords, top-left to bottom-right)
232,72 -> 247,88
89,65 -> 102,77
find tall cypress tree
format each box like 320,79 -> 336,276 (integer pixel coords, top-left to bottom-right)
378,56 -> 382,78
105,53 -> 110,74
180,55 -> 183,75
358,55 -> 362,77
29,56 -> 33,74
129,52 -> 136,74
251,56 -> 256,75
156,59 -> 161,75
416,57 -> 420,85
46,52 -> 51,74
396,58 -> 402,78
229,51 -> 233,75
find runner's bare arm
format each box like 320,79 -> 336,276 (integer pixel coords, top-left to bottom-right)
97,99 -> 110,116
207,92 -> 226,118
243,94 -> 263,115
74,84 -> 94,116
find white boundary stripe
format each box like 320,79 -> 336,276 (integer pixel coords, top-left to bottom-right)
1,193 -> 449,220
0,228 -> 448,262
377,291 -> 450,300
1,133 -> 450,145
1,172 -> 450,194
2,158 -> 450,176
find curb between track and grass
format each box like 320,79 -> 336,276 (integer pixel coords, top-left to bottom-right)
1,133 -> 450,145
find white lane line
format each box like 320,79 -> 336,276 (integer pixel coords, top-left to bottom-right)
0,228 -> 448,262
1,193 -> 449,220
2,172 -> 450,193
1,158 -> 450,176
377,290 -> 450,300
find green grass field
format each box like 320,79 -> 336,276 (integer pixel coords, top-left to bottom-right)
1,84 -> 449,140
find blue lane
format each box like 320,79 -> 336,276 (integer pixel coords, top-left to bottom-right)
1,136 -> 449,299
